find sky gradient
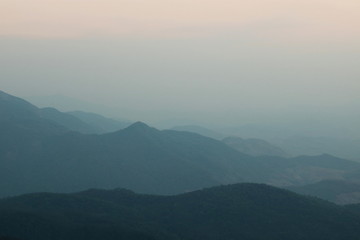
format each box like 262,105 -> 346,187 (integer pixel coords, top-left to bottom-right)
0,0 -> 359,134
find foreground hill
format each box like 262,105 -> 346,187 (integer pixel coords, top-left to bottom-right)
1,183 -> 360,240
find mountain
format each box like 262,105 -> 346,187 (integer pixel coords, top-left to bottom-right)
0,90 -> 68,136
0,119 -> 257,197
171,126 -> 288,157
0,90 -> 126,134
171,125 -> 225,140
0,90 -> 101,134
223,136 -> 288,157
219,124 -> 360,160
39,107 -> 101,134
287,179 -> 360,205
260,154 -> 360,187
2,90 -> 360,197
279,136 -> 360,161
1,183 -> 360,240
68,110 -> 132,133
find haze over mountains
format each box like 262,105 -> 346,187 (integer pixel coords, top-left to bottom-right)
24,94 -> 360,160
1,89 -> 360,198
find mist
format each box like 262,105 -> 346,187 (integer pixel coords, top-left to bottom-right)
1,0 -> 359,139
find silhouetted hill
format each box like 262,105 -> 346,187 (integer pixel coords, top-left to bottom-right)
287,179 -> 360,204
1,184 -> 360,240
223,136 -> 288,157
68,110 -> 132,133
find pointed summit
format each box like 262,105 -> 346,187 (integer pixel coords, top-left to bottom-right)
123,121 -> 160,134
112,121 -> 160,136
127,121 -> 151,130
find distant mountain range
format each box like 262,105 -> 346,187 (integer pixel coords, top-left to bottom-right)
1,183 -> 360,240
1,89 -> 360,198
222,136 -> 288,157
171,125 -> 225,140
218,124 -> 360,160
0,90 -> 130,134
171,125 -> 288,157
68,110 -> 132,133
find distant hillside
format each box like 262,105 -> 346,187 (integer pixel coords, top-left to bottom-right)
171,126 -> 288,157
223,136 -> 288,157
287,179 -> 360,205
279,136 -> 360,161
68,110 -> 132,133
0,90 -> 67,136
2,90 -> 360,197
40,107 -> 101,134
1,90 -> 128,135
1,184 -> 360,240
0,90 -> 102,134
171,125 -> 225,140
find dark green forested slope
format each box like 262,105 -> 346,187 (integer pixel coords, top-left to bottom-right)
1,184 -> 360,240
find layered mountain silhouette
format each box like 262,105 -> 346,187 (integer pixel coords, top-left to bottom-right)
1,90 -> 360,197
171,126 -> 288,157
1,183 -> 360,240
222,136 -> 288,157
171,125 -> 225,140
68,110 -> 131,133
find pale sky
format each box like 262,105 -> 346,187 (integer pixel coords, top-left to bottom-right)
1,0 -> 360,40
0,0 -> 359,134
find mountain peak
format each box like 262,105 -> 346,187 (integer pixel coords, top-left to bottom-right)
127,121 -> 150,129
115,121 -> 160,136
